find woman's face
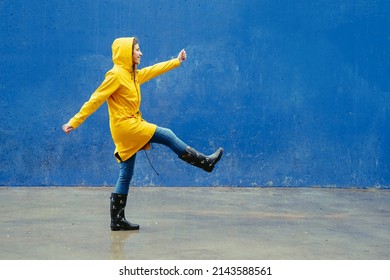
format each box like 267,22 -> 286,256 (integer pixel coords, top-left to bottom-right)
133,43 -> 142,65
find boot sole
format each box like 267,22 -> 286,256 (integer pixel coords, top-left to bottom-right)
111,226 -> 140,231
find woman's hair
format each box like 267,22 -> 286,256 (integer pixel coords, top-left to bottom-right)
132,38 -> 139,70
132,37 -> 138,52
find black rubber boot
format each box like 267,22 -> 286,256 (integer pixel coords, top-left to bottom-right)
179,146 -> 223,172
110,193 -> 139,231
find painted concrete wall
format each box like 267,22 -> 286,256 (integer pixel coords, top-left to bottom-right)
1,0 -> 389,187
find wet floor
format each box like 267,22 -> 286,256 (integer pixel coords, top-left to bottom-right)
0,187 -> 389,260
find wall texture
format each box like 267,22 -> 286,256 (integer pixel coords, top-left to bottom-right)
1,0 -> 389,188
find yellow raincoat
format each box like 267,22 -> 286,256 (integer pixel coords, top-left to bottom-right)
67,37 -> 181,162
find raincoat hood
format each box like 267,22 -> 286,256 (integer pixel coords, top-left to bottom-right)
112,37 -> 135,71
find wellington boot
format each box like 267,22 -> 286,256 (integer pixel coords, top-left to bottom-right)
110,193 -> 139,231
179,146 -> 223,172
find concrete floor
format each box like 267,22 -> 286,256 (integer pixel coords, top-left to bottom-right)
0,187 -> 389,260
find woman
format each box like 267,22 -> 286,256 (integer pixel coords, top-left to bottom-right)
62,37 -> 223,231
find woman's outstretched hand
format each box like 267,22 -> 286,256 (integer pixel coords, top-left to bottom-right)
62,123 -> 74,134
178,49 -> 186,62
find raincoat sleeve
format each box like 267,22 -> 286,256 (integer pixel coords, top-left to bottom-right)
137,58 -> 181,85
68,71 -> 120,129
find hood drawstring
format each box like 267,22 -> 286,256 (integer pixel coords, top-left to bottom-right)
144,149 -> 160,176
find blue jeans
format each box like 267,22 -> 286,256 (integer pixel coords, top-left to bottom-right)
113,126 -> 188,194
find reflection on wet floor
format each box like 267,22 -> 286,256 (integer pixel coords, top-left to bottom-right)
110,231 -> 139,260
0,187 -> 389,259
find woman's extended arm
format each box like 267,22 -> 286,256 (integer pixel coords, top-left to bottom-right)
137,49 -> 186,85
62,71 -> 120,134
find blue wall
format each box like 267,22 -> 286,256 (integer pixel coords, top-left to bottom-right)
1,0 -> 389,188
